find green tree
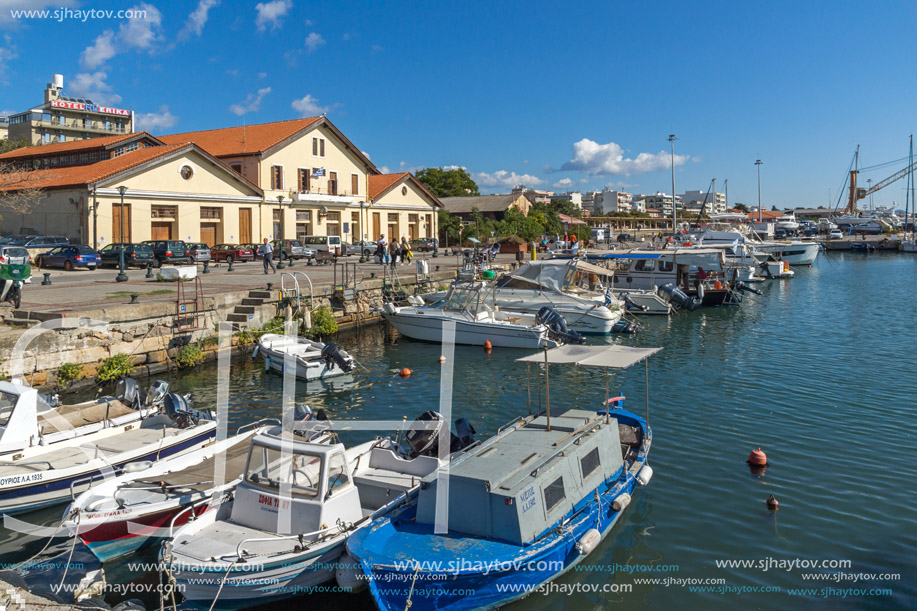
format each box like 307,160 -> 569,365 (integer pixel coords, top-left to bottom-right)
494,207 -> 544,242
438,208 -> 462,246
733,203 -> 749,213
0,137 -> 29,154
467,206 -> 493,241
415,167 -> 480,198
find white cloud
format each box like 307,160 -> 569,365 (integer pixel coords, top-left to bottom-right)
0,35 -> 16,83
117,3 -> 163,52
473,170 -> 544,189
560,138 -> 689,176
229,87 -> 270,115
257,71 -> 267,79
134,105 -> 177,132
371,44 -> 384,53
255,0 -> 291,32
361,151 -> 370,160
290,93 -> 336,116
553,178 -> 574,188
304,31 -> 324,53
68,71 -> 122,105
180,0 -> 220,38
0,0 -> 76,27
80,31 -> 116,69
442,165 -> 466,171
378,165 -> 391,174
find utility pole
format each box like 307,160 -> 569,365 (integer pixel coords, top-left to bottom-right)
668,134 -> 678,233
755,160 -> 763,222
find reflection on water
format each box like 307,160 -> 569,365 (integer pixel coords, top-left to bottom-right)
2,253 -> 916,610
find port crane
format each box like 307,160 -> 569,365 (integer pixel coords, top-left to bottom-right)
845,145 -> 917,214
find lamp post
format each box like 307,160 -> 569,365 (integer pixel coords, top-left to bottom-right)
116,185 -> 128,282
276,195 -> 286,269
755,160 -> 763,223
668,134 -> 678,234
358,201 -> 367,262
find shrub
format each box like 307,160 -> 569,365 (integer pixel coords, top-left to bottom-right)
305,306 -> 338,339
174,343 -> 205,369
197,335 -> 219,348
498,235 -> 525,246
57,362 -> 84,389
96,353 -> 134,384
234,329 -> 257,346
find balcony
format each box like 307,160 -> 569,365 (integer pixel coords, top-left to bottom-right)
290,189 -> 359,206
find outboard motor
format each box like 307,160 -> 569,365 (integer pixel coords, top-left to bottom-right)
321,342 -> 355,373
657,283 -> 700,312
735,281 -> 763,296
453,417 -> 477,452
145,380 -> 169,407
536,306 -> 586,345
405,410 -> 446,458
622,294 -> 649,312
164,393 -> 210,428
116,378 -> 143,409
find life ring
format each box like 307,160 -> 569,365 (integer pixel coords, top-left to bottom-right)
714,280 -> 722,290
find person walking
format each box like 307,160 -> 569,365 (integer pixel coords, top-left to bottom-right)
260,238 -> 276,274
400,237 -> 409,265
388,240 -> 399,271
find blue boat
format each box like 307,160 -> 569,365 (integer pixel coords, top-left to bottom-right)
346,344 -> 658,611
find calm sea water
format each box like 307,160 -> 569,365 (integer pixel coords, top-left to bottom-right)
4,252 -> 916,610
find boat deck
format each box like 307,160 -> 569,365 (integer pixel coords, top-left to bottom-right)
38,399 -> 135,433
135,441 -> 250,492
173,519 -> 305,563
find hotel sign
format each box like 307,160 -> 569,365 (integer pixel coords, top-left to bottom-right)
50,100 -> 131,116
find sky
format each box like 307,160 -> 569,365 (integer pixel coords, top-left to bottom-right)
1,0 -> 917,209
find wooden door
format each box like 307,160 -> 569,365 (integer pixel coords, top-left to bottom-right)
372,212 -> 381,240
152,222 -> 172,240
200,224 -> 217,247
239,208 -> 252,243
112,203 -> 131,243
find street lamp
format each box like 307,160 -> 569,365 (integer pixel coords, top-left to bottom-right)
755,160 -> 763,223
276,195 -> 286,269
116,185 -> 128,282
358,201 -> 366,262
668,134 -> 678,235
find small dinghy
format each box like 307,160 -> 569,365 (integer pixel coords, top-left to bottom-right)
256,333 -> 355,381
0,385 -> 216,515
162,412 -> 478,609
64,409 -> 335,563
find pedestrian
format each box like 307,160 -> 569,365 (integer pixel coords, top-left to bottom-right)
375,241 -> 385,265
389,240 -> 399,271
260,238 -> 276,274
400,237 -> 409,265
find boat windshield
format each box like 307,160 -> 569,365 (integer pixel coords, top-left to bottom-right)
442,284 -> 479,311
244,443 -> 322,498
0,391 -> 17,427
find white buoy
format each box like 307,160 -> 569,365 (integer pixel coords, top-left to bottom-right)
335,553 -> 367,592
612,492 -> 632,512
576,528 -> 601,555
636,464 -> 654,486
303,309 -> 312,330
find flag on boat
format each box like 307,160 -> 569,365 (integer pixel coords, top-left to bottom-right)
604,288 -> 612,307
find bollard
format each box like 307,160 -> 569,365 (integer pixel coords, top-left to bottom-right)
202,260 -> 210,274
435,265 -> 440,272
129,294 -> 139,304
227,260 -> 234,272
288,257 -> 295,268
41,272 -> 52,286
266,282 -> 273,291
145,264 -> 154,278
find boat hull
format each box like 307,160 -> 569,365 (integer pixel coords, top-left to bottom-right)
753,242 -> 819,265
383,312 -> 557,349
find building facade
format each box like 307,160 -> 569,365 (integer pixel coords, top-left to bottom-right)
7,74 -> 134,146
638,192 -> 683,217
680,189 -> 727,214
593,190 -> 634,215
549,191 -> 583,209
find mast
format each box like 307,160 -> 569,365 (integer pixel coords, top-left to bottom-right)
908,135 -> 914,241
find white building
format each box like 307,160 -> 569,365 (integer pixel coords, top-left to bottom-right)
550,191 -> 583,209
680,189 -> 726,214
638,192 -> 682,217
593,190 -> 633,215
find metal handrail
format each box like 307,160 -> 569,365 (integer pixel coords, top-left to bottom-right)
69,473 -> 98,501
234,522 -> 345,561
168,493 -> 227,539
236,418 -> 280,435
280,271 -> 314,310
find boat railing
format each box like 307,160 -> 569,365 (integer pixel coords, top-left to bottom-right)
168,493 -> 228,539
280,272 -> 314,311
69,473 -> 97,501
113,481 -> 213,508
237,418 -> 281,435
233,522 -> 345,560
497,416 -> 525,436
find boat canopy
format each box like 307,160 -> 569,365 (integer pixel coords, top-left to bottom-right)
516,344 -> 661,369
508,259 -> 616,293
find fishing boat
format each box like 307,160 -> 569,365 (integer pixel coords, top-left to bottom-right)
255,333 -> 355,381
161,412 -> 478,609
382,279 -> 584,348
0,382 -> 216,515
64,411 -> 334,563
346,344 -> 657,611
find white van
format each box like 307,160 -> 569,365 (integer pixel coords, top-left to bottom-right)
301,235 -> 343,255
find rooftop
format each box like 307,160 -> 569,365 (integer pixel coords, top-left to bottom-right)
440,193 -> 527,214
0,133 -> 159,161
159,117 -> 322,157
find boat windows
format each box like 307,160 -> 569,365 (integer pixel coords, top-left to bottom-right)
244,443 -> 322,498
658,260 -> 674,272
0,391 -> 17,426
442,285 -> 477,311
580,447 -> 601,480
543,475 -> 566,512
634,260 -> 655,272
326,451 -> 351,494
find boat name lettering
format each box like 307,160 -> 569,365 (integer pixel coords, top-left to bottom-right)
258,494 -> 289,510
520,486 -> 537,513
0,473 -> 43,486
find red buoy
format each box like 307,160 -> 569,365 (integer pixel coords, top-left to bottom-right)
484,340 -> 493,352
438,355 -> 446,363
748,448 -> 767,466
766,494 -> 779,510
399,368 -> 412,378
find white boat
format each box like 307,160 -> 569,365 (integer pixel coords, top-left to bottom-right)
256,334 -> 355,380
699,227 -> 819,266
0,382 -> 216,514
65,412 -> 334,563
162,413 -> 476,608
776,211 -> 800,232
382,280 -> 581,348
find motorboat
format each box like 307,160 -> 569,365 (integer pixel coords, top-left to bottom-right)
0,383 -> 216,515
64,410 -> 334,563
161,412 -> 478,609
750,239 -> 820,266
382,279 -> 584,348
346,344 -> 657,611
776,211 -> 800,232
255,334 -> 355,381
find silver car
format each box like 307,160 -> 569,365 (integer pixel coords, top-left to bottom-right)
187,243 -> 211,263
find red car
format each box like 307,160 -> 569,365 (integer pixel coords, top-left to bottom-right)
210,244 -> 254,263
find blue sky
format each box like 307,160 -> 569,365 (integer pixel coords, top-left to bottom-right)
1,0 -> 916,209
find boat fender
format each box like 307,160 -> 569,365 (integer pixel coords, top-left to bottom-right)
612,493 -> 632,512
637,465 -> 654,486
383,302 -> 397,315
252,345 -> 259,359
122,461 -> 153,473
696,282 -> 705,301
576,528 -> 601,555
335,553 -> 367,592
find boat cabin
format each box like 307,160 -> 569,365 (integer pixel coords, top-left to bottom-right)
415,409 -> 624,546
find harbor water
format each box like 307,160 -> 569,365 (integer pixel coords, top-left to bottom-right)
3,252 -> 915,610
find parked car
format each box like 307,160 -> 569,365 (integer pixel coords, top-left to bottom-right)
617,233 -> 632,243
410,238 -> 438,252
339,242 -> 358,256
187,243 -> 211,263
35,245 -> 100,270
803,227 -> 818,237
241,243 -> 265,260
3,235 -> 70,249
142,240 -> 192,267
210,244 -> 255,263
97,243 -> 155,268
828,229 -> 844,240
300,235 -> 342,255
271,239 -> 310,261
354,240 -> 376,258
774,229 -> 788,239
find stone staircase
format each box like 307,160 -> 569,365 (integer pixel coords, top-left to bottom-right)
226,289 -> 274,329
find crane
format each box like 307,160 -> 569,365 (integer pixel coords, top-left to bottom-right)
846,145 -> 917,214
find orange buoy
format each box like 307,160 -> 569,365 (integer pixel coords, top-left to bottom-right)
438,355 -> 446,363
766,494 -> 779,510
714,280 -> 723,290
483,340 -> 493,352
748,448 -> 767,466
399,368 -> 412,378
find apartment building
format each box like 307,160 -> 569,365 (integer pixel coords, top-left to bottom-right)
680,189 -> 727,214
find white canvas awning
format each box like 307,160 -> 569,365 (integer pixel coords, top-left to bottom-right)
516,344 -> 662,369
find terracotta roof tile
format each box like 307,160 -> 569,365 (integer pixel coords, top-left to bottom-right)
368,172 -> 410,198
747,210 -> 782,219
0,132 -> 158,160
158,117 -> 322,157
